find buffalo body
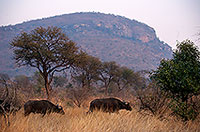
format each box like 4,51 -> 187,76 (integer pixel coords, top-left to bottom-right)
88,97 -> 132,113
24,100 -> 65,116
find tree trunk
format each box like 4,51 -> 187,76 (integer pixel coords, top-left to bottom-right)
44,76 -> 50,100
105,83 -> 109,96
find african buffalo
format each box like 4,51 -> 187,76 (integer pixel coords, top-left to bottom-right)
24,100 -> 65,116
0,99 -> 10,114
0,99 -> 21,126
87,97 -> 132,113
0,99 -> 21,115
0,99 -> 9,125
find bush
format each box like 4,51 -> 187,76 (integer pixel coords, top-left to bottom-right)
170,96 -> 200,121
136,81 -> 170,117
150,40 -> 200,121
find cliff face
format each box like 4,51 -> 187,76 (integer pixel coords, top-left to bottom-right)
0,12 -> 172,76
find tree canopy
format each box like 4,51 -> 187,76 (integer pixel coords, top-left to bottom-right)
150,40 -> 200,120
71,53 -> 101,88
11,26 -> 80,99
151,40 -> 200,102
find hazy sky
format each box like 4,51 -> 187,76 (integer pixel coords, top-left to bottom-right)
0,0 -> 200,49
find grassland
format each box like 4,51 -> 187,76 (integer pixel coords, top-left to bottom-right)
1,107 -> 200,132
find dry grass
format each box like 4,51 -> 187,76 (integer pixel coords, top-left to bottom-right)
1,107 -> 200,132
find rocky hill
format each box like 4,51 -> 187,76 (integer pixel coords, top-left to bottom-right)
0,12 -> 172,76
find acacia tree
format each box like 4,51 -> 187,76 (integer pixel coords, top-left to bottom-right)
151,40 -> 200,120
71,53 -> 101,89
11,26 -> 80,99
114,67 -> 143,92
98,61 -> 119,95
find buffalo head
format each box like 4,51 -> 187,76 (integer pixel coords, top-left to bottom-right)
56,105 -> 65,115
123,102 -> 132,111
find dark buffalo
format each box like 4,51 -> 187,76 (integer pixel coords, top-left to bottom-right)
87,97 -> 132,113
0,99 -> 10,114
0,99 -> 11,125
0,99 -> 21,115
24,100 -> 65,116
0,99 -> 22,114
0,99 -> 21,126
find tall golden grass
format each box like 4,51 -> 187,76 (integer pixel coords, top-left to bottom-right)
1,107 -> 200,132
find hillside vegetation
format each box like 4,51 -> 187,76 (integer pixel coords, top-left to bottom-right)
0,12 -> 172,76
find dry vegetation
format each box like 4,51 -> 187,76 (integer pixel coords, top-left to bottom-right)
1,78 -> 200,132
1,106 -> 200,132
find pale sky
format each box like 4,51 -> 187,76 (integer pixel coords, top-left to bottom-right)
0,0 -> 200,49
